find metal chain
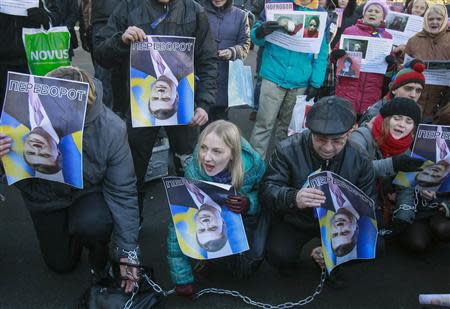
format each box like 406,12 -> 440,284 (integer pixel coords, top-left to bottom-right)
192,268 -> 327,309
142,272 -> 175,296
123,282 -> 139,309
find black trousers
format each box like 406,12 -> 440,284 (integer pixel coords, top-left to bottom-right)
127,124 -> 198,210
265,218 -> 320,271
26,193 -> 113,274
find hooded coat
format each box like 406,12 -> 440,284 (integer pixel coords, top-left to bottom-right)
167,138 -> 266,285
201,0 -> 251,107
15,81 -> 140,258
334,20 -> 393,115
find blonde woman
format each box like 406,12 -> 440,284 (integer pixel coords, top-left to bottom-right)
167,120 -> 266,298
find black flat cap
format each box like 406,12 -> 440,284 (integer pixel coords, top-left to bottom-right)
305,96 -> 356,136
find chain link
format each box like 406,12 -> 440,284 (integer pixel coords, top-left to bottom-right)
123,282 -> 139,309
192,268 -> 326,308
142,272 -> 175,296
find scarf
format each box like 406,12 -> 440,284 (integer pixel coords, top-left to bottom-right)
212,169 -> 232,185
371,114 -> 413,158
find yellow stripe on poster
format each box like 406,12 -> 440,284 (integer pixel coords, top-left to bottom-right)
0,124 -> 32,180
173,208 -> 204,259
130,76 -> 155,127
187,73 -> 195,90
72,131 -> 82,153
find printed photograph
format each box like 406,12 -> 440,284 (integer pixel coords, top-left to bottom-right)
336,51 -> 362,78
304,15 -> 321,38
342,38 -> 368,59
274,13 -> 305,36
386,14 -> 409,32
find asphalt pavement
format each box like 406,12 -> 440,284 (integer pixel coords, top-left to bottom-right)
0,46 -> 448,309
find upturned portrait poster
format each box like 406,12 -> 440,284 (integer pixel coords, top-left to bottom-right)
130,35 -> 195,127
308,171 -> 378,273
163,176 -> 249,260
394,124 -> 450,192
0,72 -> 88,188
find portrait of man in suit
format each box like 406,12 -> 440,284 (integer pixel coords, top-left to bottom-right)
131,36 -> 194,125
3,73 -> 85,177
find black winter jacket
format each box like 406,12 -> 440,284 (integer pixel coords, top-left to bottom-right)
93,0 -> 217,112
260,130 -> 376,230
0,0 -> 57,66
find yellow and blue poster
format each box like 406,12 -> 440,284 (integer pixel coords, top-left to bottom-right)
308,171 -> 378,273
0,71 -> 88,189
163,176 -> 249,260
130,35 -> 195,127
393,124 -> 450,192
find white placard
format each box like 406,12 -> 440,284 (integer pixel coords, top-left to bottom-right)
264,3 -> 328,54
404,54 -> 450,86
339,34 -> 393,74
385,11 -> 423,46
0,0 -> 38,16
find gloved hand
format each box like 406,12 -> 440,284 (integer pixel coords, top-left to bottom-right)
175,283 -> 195,298
225,195 -> 249,214
305,86 -> 320,102
392,155 -> 424,173
255,21 -> 283,39
330,49 -> 346,62
385,55 -> 399,68
27,7 -> 50,27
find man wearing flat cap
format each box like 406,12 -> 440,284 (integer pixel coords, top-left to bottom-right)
259,96 -> 376,274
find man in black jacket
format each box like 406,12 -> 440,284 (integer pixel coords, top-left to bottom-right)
260,96 -> 376,273
93,0 -> 217,216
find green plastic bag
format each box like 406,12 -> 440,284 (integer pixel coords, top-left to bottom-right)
22,26 -> 71,76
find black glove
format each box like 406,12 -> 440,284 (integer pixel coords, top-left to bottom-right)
305,86 -> 320,102
27,7 -> 50,27
392,155 -> 424,173
330,49 -> 346,62
255,21 -> 283,39
385,55 -> 398,67
81,25 -> 93,53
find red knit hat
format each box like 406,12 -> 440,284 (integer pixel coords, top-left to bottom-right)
389,60 -> 426,91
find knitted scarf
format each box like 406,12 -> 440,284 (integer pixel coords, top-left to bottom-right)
371,114 -> 413,158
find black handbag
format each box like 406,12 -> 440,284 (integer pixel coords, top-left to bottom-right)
78,266 -> 161,309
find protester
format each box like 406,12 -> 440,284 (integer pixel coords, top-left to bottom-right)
0,0 -> 57,112
167,120 -> 266,297
50,0 -> 79,59
249,0 -> 329,158
405,4 -> 450,122
260,96 -> 376,276
201,0 -> 251,122
404,0 -> 428,17
93,0 -> 217,218
350,99 -> 423,225
332,0 -> 393,116
0,67 -> 140,293
359,59 -> 425,125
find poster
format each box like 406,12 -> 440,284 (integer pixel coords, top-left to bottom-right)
308,171 -> 377,273
394,124 -> 450,192
336,51 -> 362,78
163,177 -> 249,260
264,3 -> 328,54
0,0 -> 38,16
0,72 -> 88,188
130,35 -> 195,127
404,55 -> 450,86
340,35 -> 393,74
228,59 -> 254,108
385,11 -> 423,46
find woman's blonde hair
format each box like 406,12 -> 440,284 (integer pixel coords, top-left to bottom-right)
423,4 -> 448,34
46,66 -> 96,106
198,120 -> 244,190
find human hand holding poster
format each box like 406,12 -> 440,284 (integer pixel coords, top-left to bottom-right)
130,36 -> 195,127
339,35 -> 393,74
336,51 -> 362,78
308,171 -> 377,273
393,124 -> 450,192
385,11 -> 423,46
264,3 -> 327,53
163,176 -> 249,260
0,72 -> 88,188
0,0 -> 38,16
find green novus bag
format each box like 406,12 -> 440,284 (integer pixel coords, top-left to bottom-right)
22,26 -> 71,76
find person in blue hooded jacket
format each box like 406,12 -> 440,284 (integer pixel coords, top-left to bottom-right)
166,120 -> 266,298
249,0 -> 329,159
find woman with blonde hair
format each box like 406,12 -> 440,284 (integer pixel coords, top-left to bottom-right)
166,120 -> 266,298
405,4 -> 450,122
0,66 -> 140,293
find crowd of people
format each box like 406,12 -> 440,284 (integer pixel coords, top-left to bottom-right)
0,0 -> 449,302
